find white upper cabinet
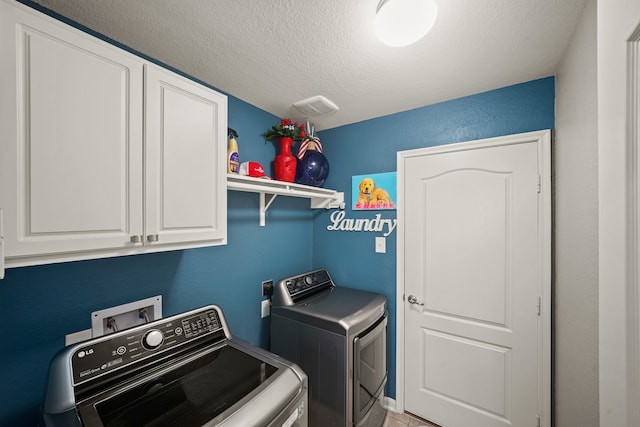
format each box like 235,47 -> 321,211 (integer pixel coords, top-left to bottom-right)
144,64 -> 227,247
0,1 -> 227,269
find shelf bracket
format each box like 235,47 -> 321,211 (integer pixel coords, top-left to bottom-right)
311,192 -> 345,210
259,193 -> 279,227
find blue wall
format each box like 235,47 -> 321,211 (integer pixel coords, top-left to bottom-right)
313,76 -> 556,398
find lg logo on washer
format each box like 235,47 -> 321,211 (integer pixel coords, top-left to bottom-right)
77,348 -> 94,358
326,210 -> 397,237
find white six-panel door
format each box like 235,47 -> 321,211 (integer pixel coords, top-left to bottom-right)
397,131 -> 551,427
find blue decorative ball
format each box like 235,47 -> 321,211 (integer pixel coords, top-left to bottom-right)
295,150 -> 330,187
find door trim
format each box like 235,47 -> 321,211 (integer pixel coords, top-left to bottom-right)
396,130 -> 552,425
626,24 -> 640,426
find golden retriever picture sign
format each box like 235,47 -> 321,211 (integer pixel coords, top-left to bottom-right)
352,172 -> 396,210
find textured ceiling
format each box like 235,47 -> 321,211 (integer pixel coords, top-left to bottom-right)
32,0 -> 588,130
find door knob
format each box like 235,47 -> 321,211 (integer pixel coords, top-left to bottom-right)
407,295 -> 424,306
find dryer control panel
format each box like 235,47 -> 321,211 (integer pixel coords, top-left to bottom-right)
273,269 -> 334,306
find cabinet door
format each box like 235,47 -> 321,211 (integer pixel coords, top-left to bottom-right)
144,65 -> 227,246
0,2 -> 144,263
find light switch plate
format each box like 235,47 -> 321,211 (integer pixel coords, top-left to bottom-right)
375,236 -> 386,253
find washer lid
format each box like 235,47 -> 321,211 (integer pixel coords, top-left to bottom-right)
74,340 -> 306,427
272,287 -> 387,335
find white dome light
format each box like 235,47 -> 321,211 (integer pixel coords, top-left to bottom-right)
374,0 -> 438,47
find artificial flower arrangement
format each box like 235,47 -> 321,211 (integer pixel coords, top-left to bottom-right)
264,118 -> 306,142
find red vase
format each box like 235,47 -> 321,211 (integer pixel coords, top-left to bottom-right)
274,137 -> 297,182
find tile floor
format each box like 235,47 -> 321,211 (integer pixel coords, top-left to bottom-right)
383,411 -> 440,427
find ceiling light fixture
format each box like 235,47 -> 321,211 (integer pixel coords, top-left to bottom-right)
374,0 -> 438,47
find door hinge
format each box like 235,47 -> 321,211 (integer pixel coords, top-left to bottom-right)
537,296 -> 541,316
537,175 -> 542,193
537,413 -> 541,427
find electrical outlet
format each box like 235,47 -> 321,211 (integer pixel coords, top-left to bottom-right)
261,299 -> 270,318
262,280 -> 273,297
91,296 -> 162,337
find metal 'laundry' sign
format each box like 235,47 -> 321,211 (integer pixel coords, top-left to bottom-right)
326,210 -> 397,237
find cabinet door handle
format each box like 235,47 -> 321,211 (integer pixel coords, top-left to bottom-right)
130,235 -> 142,243
147,234 -> 159,242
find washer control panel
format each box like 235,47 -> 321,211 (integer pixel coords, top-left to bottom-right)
273,269 -> 334,306
71,307 -> 224,385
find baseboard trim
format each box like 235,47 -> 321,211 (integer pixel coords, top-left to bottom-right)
383,397 -> 398,413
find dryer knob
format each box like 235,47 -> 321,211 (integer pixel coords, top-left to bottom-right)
143,329 -> 164,350
304,276 -> 313,285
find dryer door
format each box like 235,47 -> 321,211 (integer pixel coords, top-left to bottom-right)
353,315 -> 388,426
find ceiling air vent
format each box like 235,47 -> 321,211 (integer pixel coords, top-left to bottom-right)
293,95 -> 339,116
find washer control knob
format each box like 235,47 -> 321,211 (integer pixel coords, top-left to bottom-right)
143,329 -> 164,350
304,276 -> 313,286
